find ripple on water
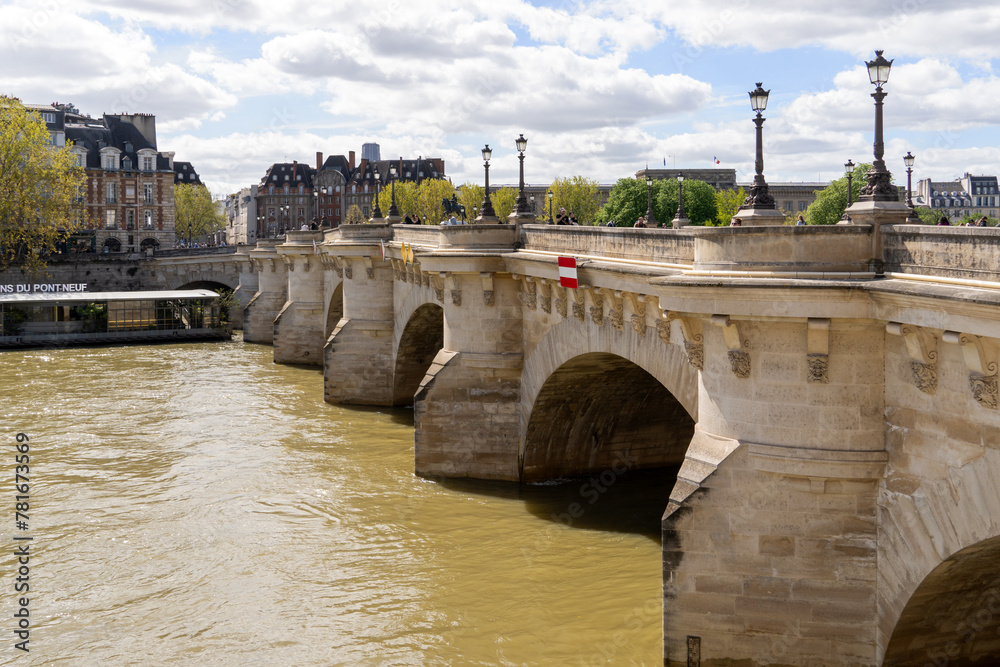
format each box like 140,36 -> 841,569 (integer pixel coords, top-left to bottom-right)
0,337 -> 665,665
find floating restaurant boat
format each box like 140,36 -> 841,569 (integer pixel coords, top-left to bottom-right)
0,289 -> 231,348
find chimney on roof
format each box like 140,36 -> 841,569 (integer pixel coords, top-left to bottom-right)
292,160 -> 298,180
316,152 -> 323,170
349,151 -> 355,171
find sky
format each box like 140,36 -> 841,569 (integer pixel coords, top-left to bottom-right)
3,0 -> 1000,197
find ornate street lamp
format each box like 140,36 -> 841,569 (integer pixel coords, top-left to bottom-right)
671,172 -> 690,227
645,174 -> 657,227
547,190 -> 553,222
840,159 -> 855,222
904,151 -> 918,222
371,170 -> 383,220
513,134 -> 530,215
743,82 -> 775,210
478,144 -> 497,221
859,50 -> 897,201
388,158 -> 400,219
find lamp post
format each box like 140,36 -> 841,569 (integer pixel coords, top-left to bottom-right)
513,134 -> 530,215
371,170 -> 383,220
744,82 -> 775,210
477,144 -> 497,222
671,172 -> 690,227
904,151 -> 918,222
387,158 -> 400,220
547,191 -> 553,223
840,159 -> 855,223
859,50 -> 897,201
645,175 -> 657,227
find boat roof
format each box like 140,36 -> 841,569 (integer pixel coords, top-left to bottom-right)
0,289 -> 221,304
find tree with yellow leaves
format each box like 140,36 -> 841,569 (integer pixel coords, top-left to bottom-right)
0,97 -> 85,270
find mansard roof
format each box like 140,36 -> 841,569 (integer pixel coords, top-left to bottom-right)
174,161 -> 203,185
260,162 -> 315,188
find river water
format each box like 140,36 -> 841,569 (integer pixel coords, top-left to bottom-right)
0,336 -> 671,665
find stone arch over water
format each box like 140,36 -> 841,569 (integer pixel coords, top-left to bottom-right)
174,279 -> 235,293
325,281 -> 344,338
521,352 -> 695,482
883,534 -> 1000,665
393,302 -> 444,406
879,448 -> 1000,664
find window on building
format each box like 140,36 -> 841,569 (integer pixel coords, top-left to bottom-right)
40,112 -> 55,123
298,185 -> 304,194
76,153 -> 86,168
106,184 -> 117,203
798,202 -> 807,212
105,210 -> 117,229
125,185 -> 135,199
103,154 -> 117,170
126,210 -> 135,229
142,156 -> 154,171
284,185 -> 289,194
298,208 -> 304,219
783,201 -> 792,211
143,183 -> 154,204
144,210 -> 154,229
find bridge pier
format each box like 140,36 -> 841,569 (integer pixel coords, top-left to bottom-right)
243,240 -> 288,345
660,315 -> 887,666
229,249 -> 257,330
323,243 -> 396,405
274,232 -> 325,365
412,268 -> 523,480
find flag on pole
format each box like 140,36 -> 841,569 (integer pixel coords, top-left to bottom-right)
714,156 -> 720,164
663,157 -> 666,166
380,239 -> 385,262
558,256 -> 578,289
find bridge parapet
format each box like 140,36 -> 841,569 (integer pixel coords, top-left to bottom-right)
691,224 -> 877,276
521,224 -> 694,265
393,224 -> 518,251
884,224 -> 1000,282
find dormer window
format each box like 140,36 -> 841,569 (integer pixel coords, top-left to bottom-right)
284,175 -> 289,181
103,154 -> 117,170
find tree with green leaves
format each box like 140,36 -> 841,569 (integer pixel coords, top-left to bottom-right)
0,97 -> 85,270
416,178 -> 455,223
656,178 -> 717,226
596,178 -> 656,227
491,187 -> 518,220
175,183 -> 226,245
343,204 -> 366,225
803,162 -> 871,225
714,187 -> 746,226
913,207 -> 937,225
546,176 -> 602,225
457,182 -> 483,221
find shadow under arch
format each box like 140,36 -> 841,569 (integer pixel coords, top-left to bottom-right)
883,535 -> 1000,666
175,280 -> 233,293
325,282 -> 343,338
392,302 -> 444,406
521,352 -> 695,483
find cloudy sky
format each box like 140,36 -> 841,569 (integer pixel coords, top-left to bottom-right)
3,0 -> 999,196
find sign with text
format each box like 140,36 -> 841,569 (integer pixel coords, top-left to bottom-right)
0,284 -> 89,294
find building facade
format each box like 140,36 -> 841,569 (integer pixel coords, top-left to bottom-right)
915,173 -> 998,221
49,106 -> 179,253
224,185 -> 258,245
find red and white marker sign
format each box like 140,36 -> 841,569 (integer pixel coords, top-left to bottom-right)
558,256 -> 578,289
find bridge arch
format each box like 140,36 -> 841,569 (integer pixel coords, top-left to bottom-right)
521,352 -> 694,481
519,316 -> 698,482
324,282 -> 343,338
174,279 -> 234,293
883,534 -> 1000,665
393,302 -> 444,406
879,448 -> 1000,664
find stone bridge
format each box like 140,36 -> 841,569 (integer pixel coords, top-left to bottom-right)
234,215 -> 1000,666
